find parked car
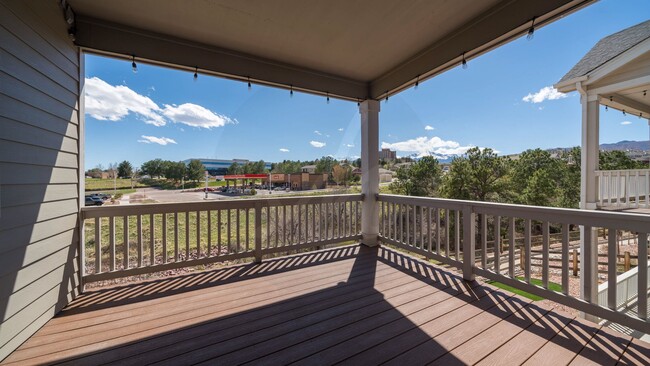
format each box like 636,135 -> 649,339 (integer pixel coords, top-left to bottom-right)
89,192 -> 110,201
85,196 -> 103,206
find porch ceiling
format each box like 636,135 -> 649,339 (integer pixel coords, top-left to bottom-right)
67,0 -> 594,100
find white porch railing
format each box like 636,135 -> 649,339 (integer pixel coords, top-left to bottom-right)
377,194 -> 650,333
596,169 -> 650,209
598,261 -> 650,317
81,194 -> 363,283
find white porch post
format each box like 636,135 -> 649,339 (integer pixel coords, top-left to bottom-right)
360,100 -> 380,247
579,87 -> 599,319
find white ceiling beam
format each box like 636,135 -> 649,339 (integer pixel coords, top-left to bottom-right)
602,93 -> 650,116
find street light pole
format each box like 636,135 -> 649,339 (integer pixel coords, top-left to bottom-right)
204,170 -> 209,199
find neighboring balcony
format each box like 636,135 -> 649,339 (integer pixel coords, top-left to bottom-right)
3,193 -> 649,364
596,169 -> 650,210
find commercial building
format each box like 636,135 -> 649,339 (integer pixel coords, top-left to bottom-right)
184,158 -> 273,175
378,148 -> 396,161
223,173 -> 327,190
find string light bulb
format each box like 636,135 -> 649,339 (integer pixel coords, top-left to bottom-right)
644,90 -> 647,97
461,52 -> 468,69
247,77 -> 251,91
290,85 -> 293,98
193,67 -> 198,81
605,105 -> 608,111
326,92 -> 330,104
527,17 -> 536,40
131,55 -> 137,73
623,110 -> 626,116
385,91 -> 389,102
415,75 -> 420,90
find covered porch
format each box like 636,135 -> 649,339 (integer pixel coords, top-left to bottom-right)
2,0 -> 650,363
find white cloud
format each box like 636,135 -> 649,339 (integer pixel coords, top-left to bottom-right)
310,140 -> 326,148
85,77 -> 165,126
314,130 -> 322,135
621,121 -> 632,125
522,86 -> 567,103
137,135 -> 177,145
162,103 -> 235,129
279,148 -> 290,152
381,136 -> 473,158
424,125 -> 434,131
338,128 -> 344,132
346,144 -> 355,148
85,77 -> 235,129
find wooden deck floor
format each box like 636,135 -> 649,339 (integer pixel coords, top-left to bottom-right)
3,244 -> 650,365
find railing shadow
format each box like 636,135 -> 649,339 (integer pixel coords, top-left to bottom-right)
60,244 -> 362,315
3,245 -> 646,365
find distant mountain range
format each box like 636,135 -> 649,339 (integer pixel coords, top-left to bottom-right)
599,140 -> 650,151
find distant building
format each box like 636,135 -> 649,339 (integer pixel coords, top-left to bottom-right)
185,158 -> 273,175
379,148 -> 397,161
301,165 -> 317,173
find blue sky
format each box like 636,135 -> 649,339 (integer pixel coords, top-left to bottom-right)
84,0 -> 650,170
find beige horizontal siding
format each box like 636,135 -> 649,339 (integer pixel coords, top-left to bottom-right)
0,214 -> 79,256
0,163 -> 78,185
0,139 -> 78,168
0,0 -> 81,360
0,198 -> 79,232
0,117 -> 78,153
0,184 -> 79,208
0,229 -> 76,279
0,2 -> 78,78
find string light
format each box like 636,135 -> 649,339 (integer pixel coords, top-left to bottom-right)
290,85 -> 293,98
131,55 -> 137,73
415,75 -> 420,89
605,105 -> 608,111
385,91 -> 389,102
357,99 -> 361,107
623,110 -> 626,116
326,92 -> 330,104
247,77 -> 251,91
609,96 -> 613,102
461,52 -> 468,69
644,90 -> 647,97
193,67 -> 198,81
527,17 -> 536,40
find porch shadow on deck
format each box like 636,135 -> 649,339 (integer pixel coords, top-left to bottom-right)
2,245 -> 649,365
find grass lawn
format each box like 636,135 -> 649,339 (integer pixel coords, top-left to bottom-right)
86,178 -> 149,191
488,277 -> 562,301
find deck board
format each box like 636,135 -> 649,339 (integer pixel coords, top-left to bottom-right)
2,244 -> 649,365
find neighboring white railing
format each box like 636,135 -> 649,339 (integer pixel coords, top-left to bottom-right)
598,261 -> 650,317
81,194 -> 363,283
596,169 -> 650,209
377,194 -> 650,334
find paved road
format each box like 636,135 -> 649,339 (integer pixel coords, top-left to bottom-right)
120,186 -> 344,204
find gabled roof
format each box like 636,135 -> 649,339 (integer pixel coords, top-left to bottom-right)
558,19 -> 650,84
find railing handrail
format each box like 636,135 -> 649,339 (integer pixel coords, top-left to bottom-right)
81,193 -> 364,219
595,169 -> 650,175
378,194 -> 650,232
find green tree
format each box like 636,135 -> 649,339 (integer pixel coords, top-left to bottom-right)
557,147 -> 581,208
441,147 -> 509,201
599,150 -> 644,170
141,159 -> 165,178
389,156 -> 442,196
227,162 -> 242,175
165,161 -> 186,182
272,160 -> 303,174
117,160 -> 133,178
511,149 -> 562,206
316,156 -> 337,181
186,159 -> 205,182
332,164 -> 353,186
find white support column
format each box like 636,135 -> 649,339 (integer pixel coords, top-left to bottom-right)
579,87 -> 599,320
360,100 -> 380,247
